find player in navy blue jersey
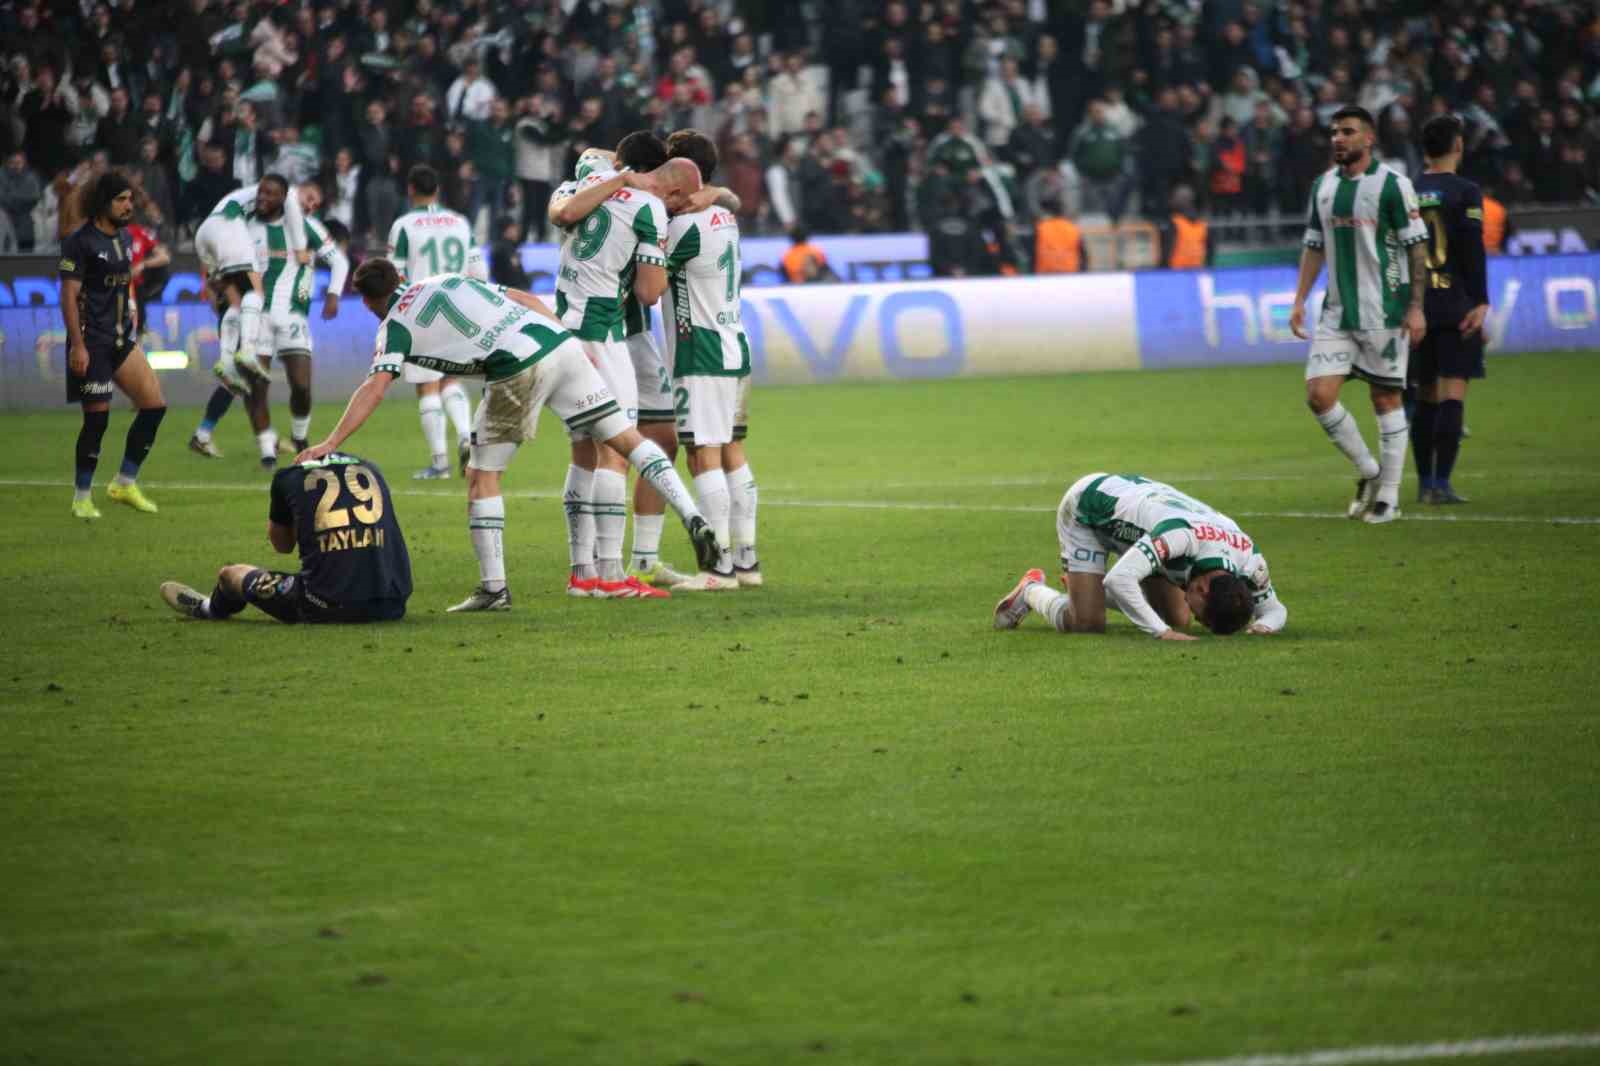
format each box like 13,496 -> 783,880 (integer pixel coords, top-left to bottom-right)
58,171 -> 167,519
1409,115 -> 1489,505
159,452 -> 412,624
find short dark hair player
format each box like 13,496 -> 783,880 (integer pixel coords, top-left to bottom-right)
160,452 -> 412,623
1409,114 -> 1489,505
59,171 -> 167,518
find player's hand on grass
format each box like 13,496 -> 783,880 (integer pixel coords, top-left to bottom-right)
1289,303 -> 1308,340
1460,303 -> 1489,338
68,342 -> 89,376
1157,629 -> 1198,641
1246,624 -> 1274,636
321,292 -> 339,320
1404,306 -> 1426,346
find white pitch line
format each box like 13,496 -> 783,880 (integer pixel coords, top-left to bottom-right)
2,479 -> 1598,526
1130,1031 -> 1600,1066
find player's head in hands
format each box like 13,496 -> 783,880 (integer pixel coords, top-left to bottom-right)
353,258 -> 403,316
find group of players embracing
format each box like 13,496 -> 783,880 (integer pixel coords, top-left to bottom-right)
162,127 -> 762,625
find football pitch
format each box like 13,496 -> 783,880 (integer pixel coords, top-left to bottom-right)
2,352 -> 1598,1066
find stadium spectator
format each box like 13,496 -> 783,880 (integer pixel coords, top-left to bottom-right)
1069,98 -> 1131,221
489,218 -> 530,290
1032,196 -> 1084,274
781,227 -> 838,284
765,135 -> 803,234
514,93 -> 566,243
978,57 -> 1042,152
95,87 -> 141,166
470,98 -> 516,236
1279,106 -> 1331,217
1209,117 -> 1247,217
1159,185 -> 1213,270
447,57 -> 497,123
1136,88 -> 1191,222
0,150 -> 42,251
130,138 -> 175,240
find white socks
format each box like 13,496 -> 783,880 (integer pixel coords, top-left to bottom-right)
692,469 -> 733,573
219,306 -> 241,360
290,414 -> 311,442
1316,403 -> 1379,479
418,394 -> 448,468
468,496 -> 506,592
440,381 -> 472,445
626,440 -> 700,523
563,464 -> 595,577
1376,408 -> 1409,507
238,290 -> 263,358
591,468 -> 628,581
727,463 -> 758,569
257,428 -> 277,461
1023,583 -> 1072,632
631,512 -> 665,570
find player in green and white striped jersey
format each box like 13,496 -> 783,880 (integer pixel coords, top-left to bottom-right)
188,182 -> 347,465
661,130 -> 760,591
1291,105 -> 1430,524
197,176 -> 308,385
387,165 -> 488,481
993,473 -> 1287,639
296,259 -> 722,612
543,149 -> 702,597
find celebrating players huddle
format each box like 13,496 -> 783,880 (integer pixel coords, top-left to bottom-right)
56,110 -> 1481,636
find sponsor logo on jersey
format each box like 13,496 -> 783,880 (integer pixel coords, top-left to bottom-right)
1190,523 -> 1252,552
1331,216 -> 1377,228
395,283 -> 425,315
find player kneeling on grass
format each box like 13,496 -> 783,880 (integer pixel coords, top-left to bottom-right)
160,451 -> 412,623
296,258 -> 722,613
993,473 -> 1287,640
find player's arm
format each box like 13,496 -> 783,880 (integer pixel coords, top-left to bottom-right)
321,241 -> 350,319
683,185 -> 741,214
1290,176 -> 1325,340
464,240 -> 489,282
1391,175 -> 1429,345
550,172 -> 630,229
1459,188 -> 1490,336
1102,534 -> 1198,641
58,236 -> 89,374
139,242 -> 172,274
267,473 -> 297,553
299,371 -> 395,462
503,287 -> 556,318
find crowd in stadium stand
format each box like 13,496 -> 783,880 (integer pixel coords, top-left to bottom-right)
0,0 -> 1598,270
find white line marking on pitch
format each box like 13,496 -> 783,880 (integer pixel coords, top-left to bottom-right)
2,479 -> 1597,526
1130,1031 -> 1600,1066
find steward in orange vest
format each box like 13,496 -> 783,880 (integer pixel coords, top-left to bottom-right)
1160,185 -> 1212,269
1034,202 -> 1084,273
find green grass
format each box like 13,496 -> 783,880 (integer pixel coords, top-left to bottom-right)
2,352 -> 1598,1066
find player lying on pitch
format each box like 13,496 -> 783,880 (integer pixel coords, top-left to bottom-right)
160,451 -> 412,624
993,473 -> 1288,640
296,258 -> 721,612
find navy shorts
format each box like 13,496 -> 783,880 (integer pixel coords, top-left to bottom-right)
66,343 -> 134,404
242,569 -> 407,624
1410,328 -> 1486,385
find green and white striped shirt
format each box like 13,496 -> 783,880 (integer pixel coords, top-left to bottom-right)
1303,159 -> 1428,331
253,214 -> 349,316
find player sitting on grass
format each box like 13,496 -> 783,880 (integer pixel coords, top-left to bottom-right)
160,451 -> 412,624
993,473 -> 1288,640
296,259 -> 722,612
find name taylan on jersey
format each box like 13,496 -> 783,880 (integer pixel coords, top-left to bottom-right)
319,526 -> 386,553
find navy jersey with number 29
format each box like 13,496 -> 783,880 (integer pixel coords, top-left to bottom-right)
269,453 -> 413,608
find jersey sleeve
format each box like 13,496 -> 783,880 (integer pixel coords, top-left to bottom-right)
1102,536 -> 1174,638
387,216 -> 407,264
464,240 -> 488,281
632,203 -> 666,268
371,319 -> 411,377
666,219 -> 701,271
1243,553 -> 1287,633
1387,174 -> 1428,246
1302,173 -> 1325,250
1459,184 -> 1489,306
268,468 -> 294,527
57,229 -> 85,281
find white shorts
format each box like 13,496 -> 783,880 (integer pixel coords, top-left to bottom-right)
676,375 -> 750,448
260,311 -> 312,358
565,336 -> 636,440
1056,473 -> 1113,575
195,214 -> 257,278
628,332 -> 674,425
1306,318 -> 1409,389
471,341 -> 631,471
